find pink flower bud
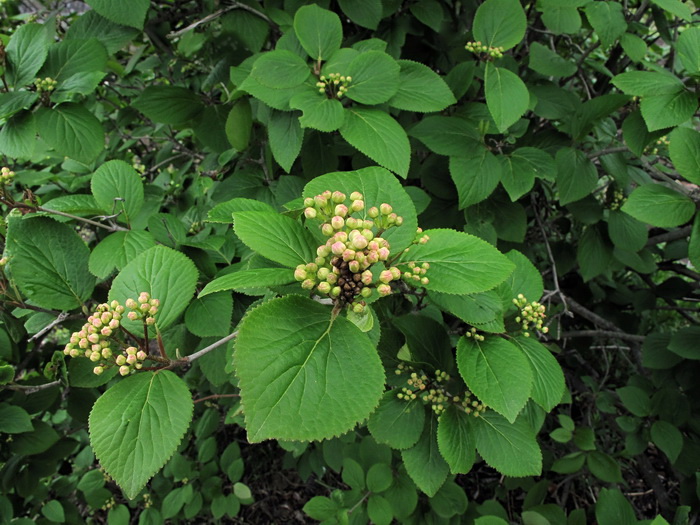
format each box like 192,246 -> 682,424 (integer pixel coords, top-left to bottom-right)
361,229 -> 374,241
334,231 -> 348,243
101,312 -> 112,324
90,351 -> 101,362
363,220 -> 374,229
349,260 -> 360,273
377,284 -> 392,296
368,241 -> 379,251
91,344 -> 101,353
92,318 -> 102,328
361,270 -> 373,285
146,317 -> 156,325
304,207 -> 317,219
125,298 -> 137,309
79,339 -> 89,349
110,300 -> 119,309
70,335 -> 79,345
367,252 -> 379,264
301,279 -> 315,290
368,207 -> 379,218
70,349 -> 80,358
321,223 -> 334,236
93,366 -> 104,375
101,327 -> 112,337
126,354 -> 137,365
112,312 -> 121,321
351,200 -> 364,212
102,348 -> 112,359
378,247 -> 390,261
395,216 -> 404,226
334,204 -> 348,217
304,197 -> 315,207
78,329 -> 87,338
317,281 -> 331,294
88,333 -> 100,344
87,325 -> 97,334
331,191 -> 346,203
346,217 -> 359,229
380,270 -> 393,283
317,267 -> 330,280
314,195 -> 327,208
305,263 -> 318,273
140,303 -> 149,312
331,242 -> 346,255
63,346 -> 71,355
342,249 -> 356,262
421,277 -> 430,285
109,319 -> 120,329
137,351 -> 147,361
127,311 -> 138,321
387,213 -> 397,224
126,346 -> 137,356
380,203 -> 392,215
119,365 -> 130,376
149,306 -> 158,315
350,191 -> 363,201
315,256 -> 326,266
116,355 -> 126,365
331,216 -> 344,230
115,305 -> 125,314
351,236 -> 368,250
138,292 -> 150,304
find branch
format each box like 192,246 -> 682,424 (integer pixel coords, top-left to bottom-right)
559,330 -> 645,343
167,2 -> 277,40
587,146 -> 629,160
183,331 -> 238,363
548,293 -> 635,335
646,225 -> 691,246
28,311 -> 71,342
3,380 -> 61,394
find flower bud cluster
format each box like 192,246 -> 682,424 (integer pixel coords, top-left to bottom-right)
34,77 -> 57,93
316,72 -> 352,99
401,261 -> 430,286
457,390 -> 487,417
648,135 -> 670,156
0,167 -> 15,185
465,327 -> 485,341
609,189 -> 625,211
465,41 -> 504,59
513,294 -> 548,336
125,291 -> 160,326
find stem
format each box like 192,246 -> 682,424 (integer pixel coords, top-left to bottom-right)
193,393 -> 240,404
28,312 -> 71,342
184,331 -> 238,363
2,380 -> 61,394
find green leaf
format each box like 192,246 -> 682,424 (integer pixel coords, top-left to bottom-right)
90,160 -> 144,224
676,26 -> 700,74
616,385 -> 650,417
234,296 -> 385,441
620,33 -> 646,63
457,336 -> 533,422
669,127 -> 700,185
585,1 -> 626,49
84,0 -> 150,29
394,315 -> 454,373
68,356 -> 118,387
612,71 -> 683,96
133,86 -> 203,125
651,420 -> 683,463
367,390 -> 425,450
238,74 -> 308,111
485,65 -> 529,134
411,0 -> 445,32
109,246 -> 198,332
43,38 -> 107,83
251,50 -> 310,89
36,103 -> 104,163
0,111 -> 37,160
368,494 -> 393,525
233,211 -> 315,268
339,107 -> 410,178
89,230 -> 155,279
429,290 -> 502,326
185,292 -> 233,337
89,371 -> 193,499
41,501 -> 65,523
650,0 -> 692,21
0,403 -> 33,434
290,91 -> 345,132
342,458 -> 365,490
268,109 -> 304,173
640,90 -> 697,131
0,91 -> 39,120
504,250 -> 544,302
66,10 -> 139,54
668,326 -> 700,359
595,488 -> 636,525
5,23 -> 52,88
294,4 -> 343,61
388,60 -> 456,113
540,0 -> 582,34
607,210 -> 647,252
690,214 -> 700,270
207,197 -> 275,224
402,416 -> 449,496
556,147 -> 598,205
303,166 -> 418,254
641,333 -> 681,369
511,337 -> 564,412
622,110 -> 665,157
437,405 -> 476,474
199,268 -> 295,297
10,421 -> 59,455
577,226 -> 613,281
449,149 -> 503,208
473,411 -> 542,476
345,51 -> 400,105
409,116 -> 480,157
587,451 -> 623,483
6,215 -> 95,310
225,99 -> 252,151
338,0 -> 382,29
396,229 -> 515,295
621,184 -> 695,228
472,0 -> 527,50
528,42 -> 577,77
303,496 -> 339,520
367,463 -> 394,493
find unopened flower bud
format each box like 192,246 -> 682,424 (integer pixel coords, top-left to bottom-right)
334,204 -> 348,217
421,277 -> 429,285
101,312 -> 112,324
93,366 -> 104,375
301,279 -> 315,290
377,247 -> 390,260
304,197 -> 315,207
368,207 -> 379,218
126,354 -> 137,365
87,333 -> 99,344
101,327 -> 112,336
317,281 -> 332,294
331,286 -> 341,297
379,270 -> 393,283
350,191 -> 363,201
119,365 -> 130,376
116,355 -> 126,366
294,267 -> 307,281
125,298 -> 137,309
127,311 -> 138,321
148,306 -> 158,315
70,349 -> 80,358
140,303 -> 150,312
314,195 -> 327,208
146,317 -> 156,325
331,216 -> 344,230
353,303 -> 364,314
377,284 -> 392,296
331,191 -> 346,203
304,207 -> 317,219
331,242 -> 346,255
79,339 -> 89,349
346,217 -> 359,229
349,260 -> 360,273
361,270 -> 373,285
351,236 -> 368,250
327,273 -> 338,284
90,351 -> 101,362
101,348 -> 112,359
390,267 -> 401,280
351,200 -> 364,212
380,203 -> 392,215
91,344 -> 101,353
137,351 -> 148,361
361,287 -> 373,298
109,319 -> 119,329
126,347 -> 137,356
138,292 -> 150,304
315,257 -> 326,266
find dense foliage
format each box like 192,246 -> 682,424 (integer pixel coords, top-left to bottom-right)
0,0 -> 699,523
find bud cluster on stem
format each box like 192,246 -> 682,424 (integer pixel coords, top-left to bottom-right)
513,293 -> 548,337
316,72 -> 352,99
465,41 -> 504,59
0,167 -> 14,185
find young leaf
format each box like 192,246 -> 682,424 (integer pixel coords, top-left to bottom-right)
640,90 -> 697,131
396,229 -> 515,295
401,416 -> 449,496
504,250 -> 544,302
621,184 -> 695,228
669,127 -> 700,185
85,0 -> 150,29
457,336 -> 533,422
198,268 -> 295,297
528,42 -> 577,78
89,371 -> 193,499
511,337 -> 565,412
0,111 -> 37,159
232,211 -> 315,268
225,99 -> 252,152
676,26 -> 700,74
290,91 -> 345,132
650,420 -> 683,463
90,160 -> 144,224
345,51 -> 400,105
268,109 -> 304,172
472,0 -> 526,50
367,391 -> 426,450
0,404 -> 33,434
484,64 -> 529,133
5,23 -> 52,88
595,488 -> 636,525
133,86 -> 203,125
388,60 -> 456,113
556,147 -> 597,205
207,197 -> 276,224
234,296 -> 385,441
250,50 -> 310,89
584,1 -> 626,49
339,107 -> 410,178
35,103 -> 104,163
437,406 -> 476,474
473,411 -> 542,476
620,33 -> 646,63
540,0 -> 582,34
668,326 -> 700,359
89,230 -> 155,279
588,452 -> 623,483
5,215 -> 95,310
428,290 -> 502,326
294,4 -> 343,61
42,38 -> 107,83
109,245 -> 198,332
577,226 -> 613,281
449,148 -> 503,208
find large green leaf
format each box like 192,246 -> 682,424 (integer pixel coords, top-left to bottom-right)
184,292 -> 233,338
401,416 -> 449,496
457,336 -> 533,422
611,71 -> 684,96
268,109 -> 304,172
35,103 -> 104,163
5,23 -> 52,88
676,26 -> 700,74
338,0 -> 383,29
290,91 -> 345,132
585,1 -> 626,49
0,404 -> 33,434
540,0 -> 583,34
42,38 -> 107,83
472,0 -> 526,50
669,127 -> 700,185
621,184 -> 695,228
396,229 -> 515,295
640,90 -> 697,131
428,290 -> 502,326
650,420 -> 683,463
473,411 -> 542,476
449,148 -> 503,208
484,64 -> 529,133
85,0 -> 150,29
388,60 -> 456,113
409,116 -> 480,156
5,215 -> 95,310
226,99 -> 252,151
511,337 -> 564,412
89,371 -> 193,499
668,326 -> 700,359
345,51 -> 400,105
234,296 -> 385,441
0,111 -> 37,159
528,42 -> 577,78
556,147 -> 597,205
88,230 -> 155,279
504,250 -> 544,302
607,210 -> 647,252
293,4 -> 343,61
437,406 -> 476,474
339,107 -> 410,178
368,391 -> 426,450
109,246 -> 198,332
250,50 -> 310,89
650,0 -> 692,21
90,160 -> 144,224
0,91 -> 39,120
133,86 -> 204,125
303,167 -> 418,254
232,211 -> 315,268
577,226 -> 613,281
198,268 -> 295,297
66,10 -> 139,54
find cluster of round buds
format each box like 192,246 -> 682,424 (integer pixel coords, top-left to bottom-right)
609,188 -> 625,211
34,77 -> 57,92
316,72 -> 352,99
63,300 -> 125,364
0,167 -> 15,185
111,345 -> 149,376
457,390 -> 487,417
465,41 -> 504,59
400,261 -> 430,286
397,387 -> 417,401
465,327 -> 485,341
513,294 -> 548,336
434,369 -> 450,383
124,292 -> 159,325
426,389 -> 450,415
648,135 -> 670,156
